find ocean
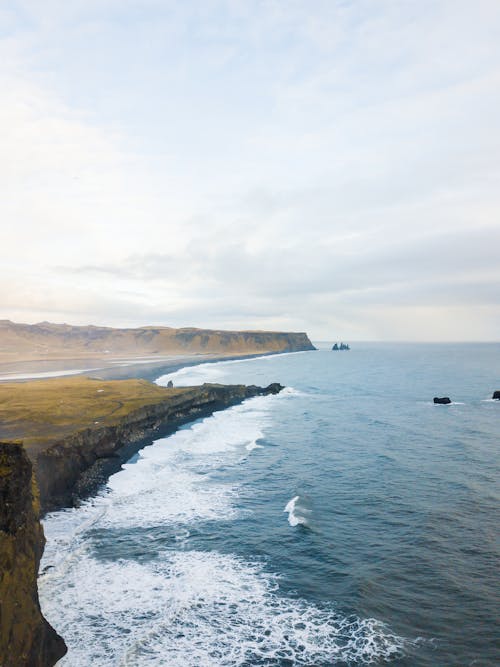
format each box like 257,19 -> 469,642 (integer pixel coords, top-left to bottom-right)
39,343 -> 500,666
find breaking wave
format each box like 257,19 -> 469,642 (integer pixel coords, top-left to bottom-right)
284,495 -> 310,528
40,549 -> 407,667
39,355 -> 412,666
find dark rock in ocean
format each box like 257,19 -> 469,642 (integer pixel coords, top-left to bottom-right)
433,397 -> 452,404
332,342 -> 350,351
0,442 -> 67,666
264,382 -> 285,394
492,390 -> 500,400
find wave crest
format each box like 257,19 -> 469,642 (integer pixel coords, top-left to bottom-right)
40,550 -> 407,667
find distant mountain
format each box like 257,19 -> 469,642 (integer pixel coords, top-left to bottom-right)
0,320 -> 316,362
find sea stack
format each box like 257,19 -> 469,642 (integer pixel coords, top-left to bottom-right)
492,391 -> 500,400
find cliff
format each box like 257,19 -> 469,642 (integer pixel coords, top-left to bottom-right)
34,382 -> 284,512
0,376 -> 284,512
0,320 -> 315,363
0,377 -> 284,664
0,442 -> 67,666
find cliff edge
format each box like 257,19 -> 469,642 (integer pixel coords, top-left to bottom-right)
0,376 -> 284,512
0,378 -> 284,664
0,320 -> 315,363
0,442 -> 67,667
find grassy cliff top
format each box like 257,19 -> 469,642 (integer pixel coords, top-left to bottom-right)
0,376 -> 189,456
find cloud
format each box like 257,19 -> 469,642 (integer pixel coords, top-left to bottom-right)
1,1 -> 500,339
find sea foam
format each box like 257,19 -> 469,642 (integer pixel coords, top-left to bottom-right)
40,548 -> 407,667
284,495 -> 309,527
156,350 -> 306,387
39,357 -> 410,666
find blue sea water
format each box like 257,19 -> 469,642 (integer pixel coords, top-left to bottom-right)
39,344 -> 500,666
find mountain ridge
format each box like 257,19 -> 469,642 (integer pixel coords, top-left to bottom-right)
0,320 -> 315,362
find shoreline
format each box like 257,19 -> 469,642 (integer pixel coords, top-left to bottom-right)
36,381 -> 284,514
0,376 -> 284,667
0,350 -> 297,383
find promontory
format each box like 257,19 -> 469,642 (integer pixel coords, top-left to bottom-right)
0,320 -> 315,364
0,375 -> 285,666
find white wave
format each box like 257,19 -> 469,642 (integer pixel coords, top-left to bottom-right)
104,397 -> 274,528
431,401 -> 465,406
38,356 -> 410,667
280,385 -> 310,397
284,495 -> 309,527
422,400 -> 466,406
156,350 -> 307,387
41,395 -> 275,542
41,501 -> 110,577
245,439 -> 263,451
157,361 -> 228,386
40,549 -> 407,667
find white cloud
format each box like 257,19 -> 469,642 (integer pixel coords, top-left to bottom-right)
1,1 -> 500,339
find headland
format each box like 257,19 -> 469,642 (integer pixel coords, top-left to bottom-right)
0,320 -> 315,366
0,374 -> 284,666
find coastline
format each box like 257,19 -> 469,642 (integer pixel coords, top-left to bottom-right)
0,350 -> 300,384
0,377 -> 284,514
0,368 -> 284,667
34,381 -> 284,513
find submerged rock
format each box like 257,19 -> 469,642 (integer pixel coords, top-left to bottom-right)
433,397 -> 452,404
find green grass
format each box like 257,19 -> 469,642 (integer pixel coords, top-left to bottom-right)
0,376 -> 189,456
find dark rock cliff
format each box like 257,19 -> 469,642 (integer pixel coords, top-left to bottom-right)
34,382 -> 284,513
0,442 -> 66,667
0,381 -> 283,665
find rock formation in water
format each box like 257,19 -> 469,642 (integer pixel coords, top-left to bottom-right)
433,397 -> 452,404
0,319 -> 316,362
492,390 -> 500,400
0,442 -> 67,666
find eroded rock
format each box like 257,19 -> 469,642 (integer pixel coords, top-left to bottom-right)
0,442 -> 66,667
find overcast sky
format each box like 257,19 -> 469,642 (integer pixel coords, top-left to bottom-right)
1,1 -> 499,340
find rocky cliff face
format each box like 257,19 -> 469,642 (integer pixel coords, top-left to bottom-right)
0,381 -> 283,665
0,442 -> 66,667
34,382 -> 284,512
35,383 -> 283,512
0,320 -> 315,361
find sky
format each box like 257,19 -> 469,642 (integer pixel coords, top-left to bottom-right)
1,0 -> 500,341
